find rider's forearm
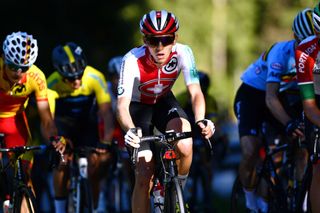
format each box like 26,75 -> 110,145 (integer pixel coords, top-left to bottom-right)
266,95 -> 291,126
303,99 -> 320,128
117,97 -> 136,132
99,103 -> 114,141
187,84 -> 206,122
191,92 -> 206,122
117,110 -> 135,132
41,120 -> 58,140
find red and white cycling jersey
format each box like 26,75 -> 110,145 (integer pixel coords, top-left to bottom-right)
295,35 -> 320,100
118,43 -> 200,104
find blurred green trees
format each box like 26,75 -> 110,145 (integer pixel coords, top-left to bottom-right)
1,0 -> 317,119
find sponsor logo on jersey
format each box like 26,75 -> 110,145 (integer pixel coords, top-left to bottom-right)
270,62 -> 282,70
297,52 -> 309,73
269,71 -> 281,78
12,84 -> 26,95
117,86 -> 124,95
304,43 -> 317,55
163,56 -> 178,74
255,67 -> 261,74
28,71 -> 46,90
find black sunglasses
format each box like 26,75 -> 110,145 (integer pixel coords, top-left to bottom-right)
63,74 -> 83,82
145,35 -> 175,47
5,60 -> 30,73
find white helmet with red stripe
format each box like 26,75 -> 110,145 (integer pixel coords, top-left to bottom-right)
139,10 -> 179,35
3,31 -> 38,67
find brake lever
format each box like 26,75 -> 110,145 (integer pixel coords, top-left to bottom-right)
205,138 -> 214,157
132,147 -> 138,167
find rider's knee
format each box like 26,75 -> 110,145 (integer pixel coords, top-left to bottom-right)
240,136 -> 260,159
166,118 -> 191,132
176,139 -> 193,157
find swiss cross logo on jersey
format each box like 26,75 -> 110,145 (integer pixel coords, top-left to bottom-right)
139,78 -> 175,97
163,56 -> 178,74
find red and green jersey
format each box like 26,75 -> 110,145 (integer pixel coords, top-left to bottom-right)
295,35 -> 320,100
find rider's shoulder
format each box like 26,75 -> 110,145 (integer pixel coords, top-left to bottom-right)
298,35 -> 318,46
27,65 -> 46,79
125,45 -> 147,60
82,66 -> 107,84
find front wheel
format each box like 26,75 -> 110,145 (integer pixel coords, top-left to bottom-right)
12,186 -> 37,213
164,177 -> 187,213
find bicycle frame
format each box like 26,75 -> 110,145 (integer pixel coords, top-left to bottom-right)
257,138 -> 305,212
68,146 -> 105,213
135,131 -> 193,213
0,134 -> 48,213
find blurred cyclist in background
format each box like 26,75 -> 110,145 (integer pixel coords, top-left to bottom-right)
233,8 -> 314,213
177,70 -> 228,212
0,31 -> 66,209
96,56 -> 134,212
47,42 -> 114,213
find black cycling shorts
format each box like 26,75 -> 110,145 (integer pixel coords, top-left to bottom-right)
234,83 -> 273,137
234,83 -> 303,138
55,116 -> 100,148
129,91 -> 189,153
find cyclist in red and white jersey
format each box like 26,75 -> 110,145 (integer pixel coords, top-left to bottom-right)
117,10 -> 215,213
295,3 -> 320,212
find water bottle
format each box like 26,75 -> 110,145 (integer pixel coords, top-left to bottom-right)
78,157 -> 88,178
3,200 -> 11,213
153,180 -> 164,213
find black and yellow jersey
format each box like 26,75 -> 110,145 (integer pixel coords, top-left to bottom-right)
47,66 -> 111,119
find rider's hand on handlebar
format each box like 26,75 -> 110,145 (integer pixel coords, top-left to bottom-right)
285,119 -> 304,138
49,136 -> 67,154
196,119 -> 215,139
125,128 -> 142,148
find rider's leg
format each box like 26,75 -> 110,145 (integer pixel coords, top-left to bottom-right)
239,135 -> 262,211
131,151 -> 154,213
88,151 -> 113,209
166,117 -> 192,188
53,165 -> 69,213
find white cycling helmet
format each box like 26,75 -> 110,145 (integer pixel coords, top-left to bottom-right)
313,3 -> 320,32
292,8 -> 315,41
3,31 -> 38,67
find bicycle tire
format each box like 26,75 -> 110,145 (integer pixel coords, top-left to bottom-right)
12,185 -> 37,213
230,175 -> 247,213
297,161 -> 312,213
79,178 -> 94,213
163,177 -> 186,213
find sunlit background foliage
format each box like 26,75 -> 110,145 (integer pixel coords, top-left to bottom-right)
0,0 -> 317,120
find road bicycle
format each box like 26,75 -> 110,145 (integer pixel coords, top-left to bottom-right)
230,135 -> 308,213
104,141 -> 132,213
67,145 -> 111,213
297,125 -> 320,213
132,130 -> 193,213
0,133 -> 53,213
